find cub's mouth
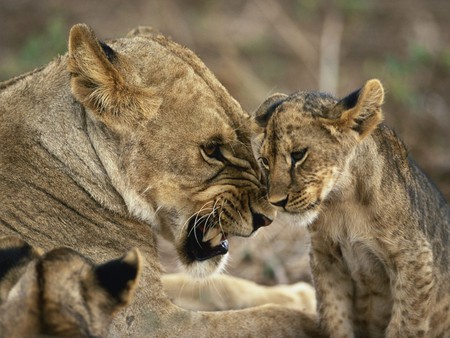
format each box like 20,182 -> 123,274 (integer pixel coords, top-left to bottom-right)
185,216 -> 228,262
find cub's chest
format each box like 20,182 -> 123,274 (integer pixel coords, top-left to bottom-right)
339,240 -> 389,289
318,203 -> 393,310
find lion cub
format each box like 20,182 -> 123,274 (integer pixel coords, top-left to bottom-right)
0,236 -> 141,338
254,79 -> 450,338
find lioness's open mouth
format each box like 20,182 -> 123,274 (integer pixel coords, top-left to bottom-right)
185,217 -> 229,262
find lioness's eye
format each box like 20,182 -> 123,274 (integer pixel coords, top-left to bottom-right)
201,143 -> 223,161
291,148 -> 308,166
259,157 -> 269,170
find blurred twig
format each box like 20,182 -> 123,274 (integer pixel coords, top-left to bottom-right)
319,9 -> 343,94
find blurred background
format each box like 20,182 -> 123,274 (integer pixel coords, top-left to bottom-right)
1,0 -> 449,286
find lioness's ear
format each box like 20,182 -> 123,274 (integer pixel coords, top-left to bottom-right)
126,26 -> 158,38
253,93 -> 288,128
329,79 -> 384,140
68,24 -> 161,129
95,248 -> 141,307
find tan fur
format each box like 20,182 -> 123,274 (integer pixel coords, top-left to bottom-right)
0,24 -> 320,337
255,79 -> 450,337
162,272 -> 316,313
0,236 -> 140,338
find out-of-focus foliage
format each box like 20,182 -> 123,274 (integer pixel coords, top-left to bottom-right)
0,17 -> 67,79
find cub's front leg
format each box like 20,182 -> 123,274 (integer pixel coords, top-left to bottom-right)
310,230 -> 355,338
384,235 -> 435,338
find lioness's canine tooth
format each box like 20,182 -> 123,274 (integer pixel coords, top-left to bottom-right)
209,232 -> 223,247
202,226 -> 220,242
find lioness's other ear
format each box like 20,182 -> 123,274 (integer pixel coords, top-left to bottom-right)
329,79 -> 384,140
95,248 -> 141,307
254,93 -> 288,128
68,24 -> 161,129
126,26 -> 158,38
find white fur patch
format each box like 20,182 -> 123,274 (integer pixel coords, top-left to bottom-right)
278,210 -> 319,228
183,253 -> 229,279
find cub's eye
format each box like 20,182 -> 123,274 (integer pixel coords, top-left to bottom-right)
291,148 -> 308,166
201,143 -> 223,161
259,157 -> 270,170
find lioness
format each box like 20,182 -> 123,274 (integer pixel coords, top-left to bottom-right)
0,236 -> 140,338
0,24 -> 316,336
254,79 -> 450,337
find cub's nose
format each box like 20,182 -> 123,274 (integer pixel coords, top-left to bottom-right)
252,213 -> 273,230
270,197 -> 288,208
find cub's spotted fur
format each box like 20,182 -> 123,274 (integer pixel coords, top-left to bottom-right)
255,79 -> 450,337
0,236 -> 141,338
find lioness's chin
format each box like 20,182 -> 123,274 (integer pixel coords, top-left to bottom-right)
183,253 -> 229,279
174,216 -> 231,278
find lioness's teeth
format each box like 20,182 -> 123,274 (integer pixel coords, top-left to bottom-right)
202,226 -> 220,242
210,232 -> 223,247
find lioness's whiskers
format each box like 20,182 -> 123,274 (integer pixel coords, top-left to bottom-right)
184,201 -> 214,235
217,199 -> 227,236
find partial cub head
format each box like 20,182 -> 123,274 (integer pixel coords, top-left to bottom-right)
0,238 -> 140,338
254,80 -> 384,224
67,24 -> 275,277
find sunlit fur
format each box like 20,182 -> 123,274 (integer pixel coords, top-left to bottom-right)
162,272 -> 316,313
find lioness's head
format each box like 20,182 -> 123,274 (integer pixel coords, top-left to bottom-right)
254,80 -> 384,224
67,24 -> 274,277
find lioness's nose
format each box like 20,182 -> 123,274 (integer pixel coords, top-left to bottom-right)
252,213 -> 273,230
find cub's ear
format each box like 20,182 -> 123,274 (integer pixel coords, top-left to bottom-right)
253,93 -> 288,128
0,236 -> 42,281
126,26 -> 158,38
68,24 -> 161,130
95,248 -> 141,307
328,79 -> 384,140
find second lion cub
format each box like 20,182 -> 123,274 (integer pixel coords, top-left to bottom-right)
254,79 -> 450,338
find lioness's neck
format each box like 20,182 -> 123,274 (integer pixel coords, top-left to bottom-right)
1,57 -> 129,219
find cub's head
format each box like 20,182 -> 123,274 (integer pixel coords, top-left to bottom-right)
67,24 -> 274,277
254,80 -> 384,225
0,239 -> 140,338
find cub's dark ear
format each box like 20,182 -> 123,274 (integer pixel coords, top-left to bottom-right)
67,24 -> 161,130
126,26 -> 158,38
95,248 -> 141,307
328,79 -> 384,140
0,236 -> 42,281
253,93 -> 288,128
